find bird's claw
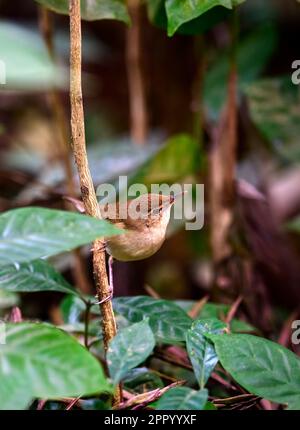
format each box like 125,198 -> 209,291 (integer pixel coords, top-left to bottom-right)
94,293 -> 113,305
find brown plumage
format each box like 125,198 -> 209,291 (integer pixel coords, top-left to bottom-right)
66,193 -> 177,261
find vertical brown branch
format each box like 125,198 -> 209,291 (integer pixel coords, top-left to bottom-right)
69,0 -> 120,404
209,13 -> 238,264
126,0 -> 148,145
39,6 -> 92,295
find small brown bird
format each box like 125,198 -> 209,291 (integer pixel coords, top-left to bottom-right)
66,192 -> 184,302
67,193 -> 182,261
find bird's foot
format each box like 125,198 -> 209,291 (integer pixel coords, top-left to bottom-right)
94,291 -> 113,305
90,241 -> 107,253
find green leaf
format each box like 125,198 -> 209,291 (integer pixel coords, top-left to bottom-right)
230,319 -> 256,333
156,387 -> 208,410
204,24 -> 277,119
0,207 -> 122,266
175,301 -> 255,333
147,0 -> 232,36
186,319 -> 227,389
146,0 -> 166,28
165,0 -> 245,36
208,333 -> 300,409
286,396 -> 300,411
0,22 -> 66,90
107,319 -> 155,385
198,303 -> 229,319
0,323 -> 112,410
174,299 -> 196,313
200,303 -> 255,333
113,296 -> 192,344
205,401 -> 217,410
245,76 -> 300,162
0,260 -> 79,296
35,0 -> 129,23
61,294 -> 87,324
123,367 -> 164,390
130,134 -> 200,187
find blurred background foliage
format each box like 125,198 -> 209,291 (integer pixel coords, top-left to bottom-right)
1,0 -> 300,351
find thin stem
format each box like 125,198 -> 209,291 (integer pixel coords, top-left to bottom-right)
126,0 -> 148,145
69,0 -> 120,406
38,6 -> 92,295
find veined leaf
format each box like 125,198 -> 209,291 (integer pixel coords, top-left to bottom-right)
0,260 -> 79,296
186,319 -> 227,388
208,333 -> 300,409
245,76 -> 300,162
113,296 -> 192,344
107,320 -> 155,385
156,387 -> 208,410
0,323 -> 111,410
0,207 -> 122,266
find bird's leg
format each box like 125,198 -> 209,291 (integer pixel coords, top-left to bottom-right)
108,255 -> 114,297
95,256 -> 114,305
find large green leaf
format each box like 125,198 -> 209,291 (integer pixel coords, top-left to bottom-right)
204,24 -> 277,120
165,0 -> 245,36
156,387 -> 208,410
0,260 -> 79,296
35,0 -> 129,23
0,207 -> 122,266
186,319 -> 227,389
113,296 -> 192,344
107,319 -> 155,385
0,323 -> 111,410
0,22 -> 65,90
208,334 -> 300,410
245,76 -> 300,162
